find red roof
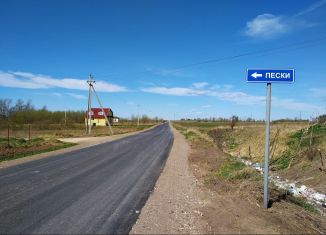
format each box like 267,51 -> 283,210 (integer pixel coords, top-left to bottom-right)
85,108 -> 112,118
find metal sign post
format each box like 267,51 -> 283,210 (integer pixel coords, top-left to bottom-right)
264,83 -> 271,208
246,68 -> 294,209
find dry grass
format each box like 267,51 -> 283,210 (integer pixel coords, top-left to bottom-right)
175,122 -> 326,234
224,122 -> 308,162
173,121 -> 310,163
0,137 -> 76,161
0,123 -> 157,139
174,120 -> 326,194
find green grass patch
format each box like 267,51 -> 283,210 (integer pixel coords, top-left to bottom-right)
216,159 -> 245,179
0,141 -> 77,162
228,137 -> 238,149
184,131 -> 197,140
173,124 -> 201,141
271,123 -> 326,169
173,125 -> 187,132
0,137 -> 77,162
288,124 -> 326,148
231,167 -> 261,180
270,150 -> 292,170
288,196 -> 319,213
0,137 -> 46,148
211,158 -> 261,181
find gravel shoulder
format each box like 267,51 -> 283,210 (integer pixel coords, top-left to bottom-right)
130,124 -> 209,234
0,125 -> 157,169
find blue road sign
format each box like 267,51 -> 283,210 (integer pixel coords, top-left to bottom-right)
247,69 -> 295,83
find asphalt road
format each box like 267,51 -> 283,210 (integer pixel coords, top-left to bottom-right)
0,123 -> 173,234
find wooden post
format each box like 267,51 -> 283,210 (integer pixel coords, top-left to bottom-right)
319,150 -> 324,173
309,124 -> 314,148
29,124 -> 31,144
7,124 -> 10,147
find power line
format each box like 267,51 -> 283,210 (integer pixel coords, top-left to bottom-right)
96,36 -> 326,79
90,36 -> 326,120
165,36 -> 326,71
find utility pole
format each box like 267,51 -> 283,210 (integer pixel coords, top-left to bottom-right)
85,74 -> 114,135
91,86 -> 114,135
86,74 -> 95,135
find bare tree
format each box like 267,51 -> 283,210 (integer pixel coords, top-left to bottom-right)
230,115 -> 239,131
13,99 -> 25,111
0,99 -> 12,119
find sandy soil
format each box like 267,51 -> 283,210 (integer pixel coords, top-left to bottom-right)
130,124 -> 210,234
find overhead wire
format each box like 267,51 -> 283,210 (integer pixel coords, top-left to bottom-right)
95,35 -> 326,79
91,36 -> 326,119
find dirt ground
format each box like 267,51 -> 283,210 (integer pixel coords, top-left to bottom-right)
204,122 -> 326,195
188,135 -> 326,234
133,124 -> 326,234
131,124 -> 209,234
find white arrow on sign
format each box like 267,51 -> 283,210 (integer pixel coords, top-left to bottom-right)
251,72 -> 263,79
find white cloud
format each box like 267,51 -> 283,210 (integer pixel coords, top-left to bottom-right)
52,92 -> 63,97
0,71 -> 127,92
202,104 -> 212,108
222,84 -> 233,90
295,0 -> 326,17
273,98 -> 322,112
142,84 -> 321,113
67,93 -> 87,100
210,91 -> 265,105
245,14 -> 288,39
142,85 -> 264,104
244,1 -> 323,40
192,82 -> 209,89
141,87 -> 208,96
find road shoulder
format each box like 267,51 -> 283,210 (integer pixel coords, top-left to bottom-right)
130,124 -> 209,234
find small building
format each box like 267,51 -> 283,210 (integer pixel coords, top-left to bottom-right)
85,108 -> 114,126
113,117 -> 119,123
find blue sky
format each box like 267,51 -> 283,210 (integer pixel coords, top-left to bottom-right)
0,0 -> 325,120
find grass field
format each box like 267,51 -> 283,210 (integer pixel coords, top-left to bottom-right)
0,121 -> 159,162
173,121 -> 325,233
173,120 -> 326,194
0,137 -> 76,162
0,122 -> 157,139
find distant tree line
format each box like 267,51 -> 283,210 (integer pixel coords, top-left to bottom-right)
179,116 -> 262,122
120,115 -> 164,124
318,114 -> 326,124
178,116 -> 319,123
0,99 -> 84,125
0,98 -> 164,126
